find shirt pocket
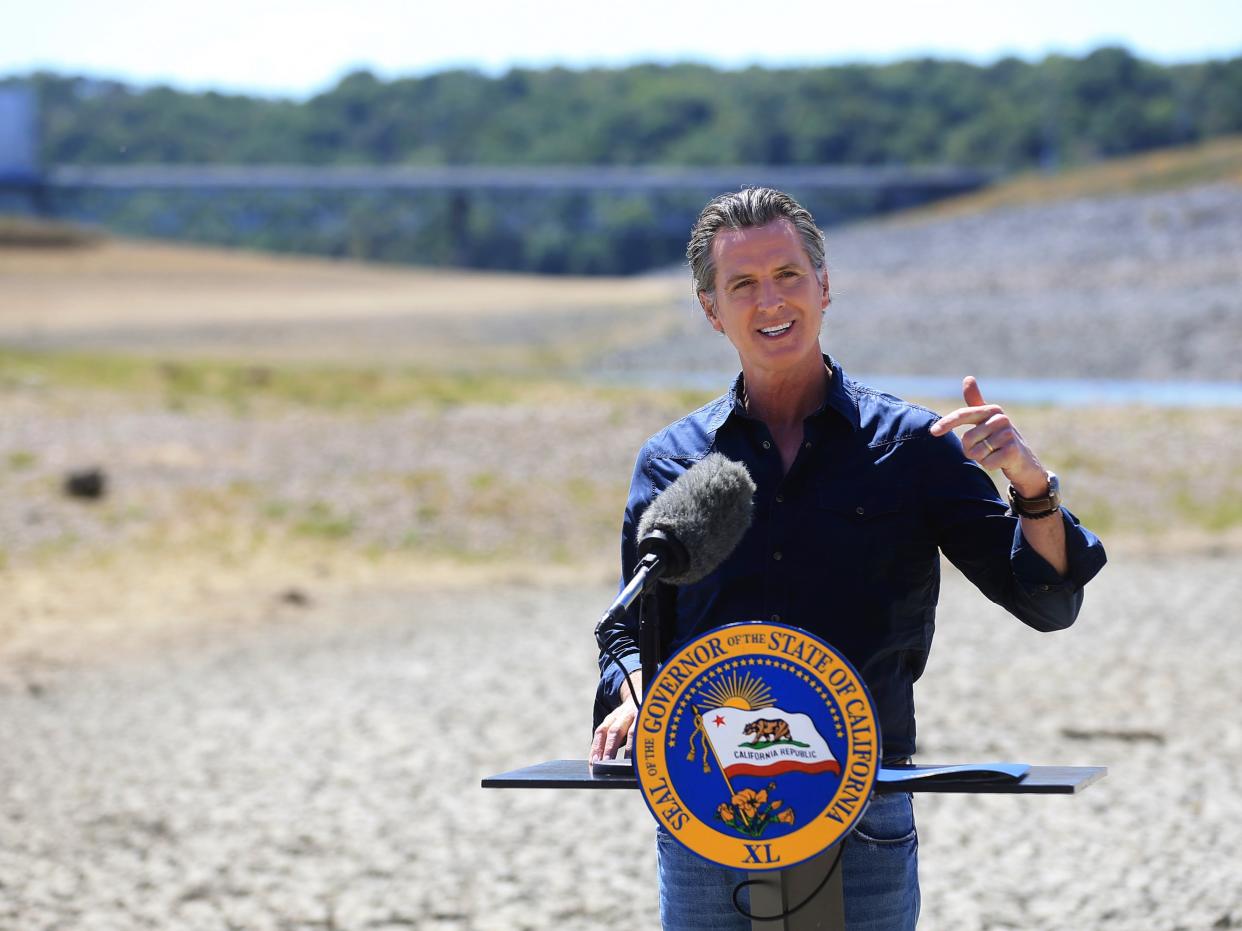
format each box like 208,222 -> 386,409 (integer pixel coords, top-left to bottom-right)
812,486 -> 923,589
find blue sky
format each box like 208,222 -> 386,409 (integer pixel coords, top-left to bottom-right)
5,0 -> 1241,98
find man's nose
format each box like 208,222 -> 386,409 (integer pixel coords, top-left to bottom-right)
756,278 -> 783,311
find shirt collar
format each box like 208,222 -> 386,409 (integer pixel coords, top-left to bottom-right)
721,354 -> 861,432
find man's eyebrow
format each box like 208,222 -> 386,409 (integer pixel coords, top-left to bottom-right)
724,262 -> 803,286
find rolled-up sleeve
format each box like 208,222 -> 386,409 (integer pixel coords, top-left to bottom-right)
1006,506 -> 1107,629
924,429 -> 1107,632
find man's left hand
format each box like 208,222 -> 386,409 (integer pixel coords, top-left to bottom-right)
929,376 -> 1049,497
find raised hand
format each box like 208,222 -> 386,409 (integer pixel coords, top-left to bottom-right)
929,376 -> 1048,497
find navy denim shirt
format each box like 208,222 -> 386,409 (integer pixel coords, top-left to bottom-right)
597,358 -> 1107,760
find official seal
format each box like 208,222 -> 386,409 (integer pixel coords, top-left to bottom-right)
634,622 -> 879,871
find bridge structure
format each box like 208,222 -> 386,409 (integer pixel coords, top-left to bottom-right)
38,163 -> 992,195
0,84 -> 994,270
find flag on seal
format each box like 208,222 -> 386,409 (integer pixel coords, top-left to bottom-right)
697,706 -> 840,779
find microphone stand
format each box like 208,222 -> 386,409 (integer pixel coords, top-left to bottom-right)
594,552 -> 661,641
594,530 -> 686,719
639,579 -> 677,695
639,588 -> 658,693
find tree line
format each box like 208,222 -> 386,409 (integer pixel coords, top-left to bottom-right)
6,47 -> 1241,273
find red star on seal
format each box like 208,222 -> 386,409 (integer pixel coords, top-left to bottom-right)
713,714 -> 726,727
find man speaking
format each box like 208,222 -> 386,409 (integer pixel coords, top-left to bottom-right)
590,188 -> 1106,930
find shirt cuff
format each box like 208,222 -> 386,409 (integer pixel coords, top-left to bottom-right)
601,650 -> 643,705
1010,506 -> 1107,594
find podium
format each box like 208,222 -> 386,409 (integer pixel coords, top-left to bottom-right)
483,759 -> 1106,930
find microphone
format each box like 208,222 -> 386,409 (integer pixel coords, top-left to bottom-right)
595,453 -> 756,637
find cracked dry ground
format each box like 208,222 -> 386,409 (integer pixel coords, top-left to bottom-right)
1,553 -> 1239,930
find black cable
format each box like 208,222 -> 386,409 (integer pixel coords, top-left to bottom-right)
598,634 -> 642,725
595,590 -> 649,733
731,843 -> 845,922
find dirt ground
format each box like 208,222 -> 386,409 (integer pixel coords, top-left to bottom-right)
0,550 -> 1238,930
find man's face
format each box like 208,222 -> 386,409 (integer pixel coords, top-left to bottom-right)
699,219 -> 829,377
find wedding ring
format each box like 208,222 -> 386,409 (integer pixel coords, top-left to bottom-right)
983,438 -> 995,455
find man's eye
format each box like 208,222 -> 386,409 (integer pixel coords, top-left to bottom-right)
731,281 -> 754,292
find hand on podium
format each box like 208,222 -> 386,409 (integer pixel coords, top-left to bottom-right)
589,671 -> 643,769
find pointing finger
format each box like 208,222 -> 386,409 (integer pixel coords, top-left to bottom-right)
930,375 -> 992,436
962,375 -> 986,408
930,403 -> 1002,436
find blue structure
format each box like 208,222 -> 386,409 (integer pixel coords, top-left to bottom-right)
0,85 -> 43,211
0,85 -> 39,184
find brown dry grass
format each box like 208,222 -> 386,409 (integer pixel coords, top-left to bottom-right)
0,214 -> 103,248
0,235 -> 685,368
0,237 -> 681,328
894,134 -> 1242,223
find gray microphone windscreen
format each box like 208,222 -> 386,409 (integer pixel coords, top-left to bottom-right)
635,453 -> 756,585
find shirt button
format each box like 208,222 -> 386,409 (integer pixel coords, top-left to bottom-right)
762,440 -> 772,450
855,506 -> 865,516
773,551 -> 783,561
775,494 -> 784,504
770,613 -> 781,623
804,441 -> 812,449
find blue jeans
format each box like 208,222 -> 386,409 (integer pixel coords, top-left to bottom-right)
656,791 -> 919,930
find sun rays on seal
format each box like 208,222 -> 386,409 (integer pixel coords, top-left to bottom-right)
700,671 -> 774,712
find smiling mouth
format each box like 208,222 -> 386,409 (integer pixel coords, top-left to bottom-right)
759,322 -> 793,337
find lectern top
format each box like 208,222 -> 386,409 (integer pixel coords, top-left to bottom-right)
481,759 -> 1107,795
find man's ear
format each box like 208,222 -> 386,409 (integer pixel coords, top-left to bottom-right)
820,268 -> 831,308
699,291 -> 724,333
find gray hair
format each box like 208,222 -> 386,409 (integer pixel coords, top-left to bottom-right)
686,187 -> 826,296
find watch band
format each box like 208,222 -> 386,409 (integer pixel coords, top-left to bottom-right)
1008,472 -> 1061,519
